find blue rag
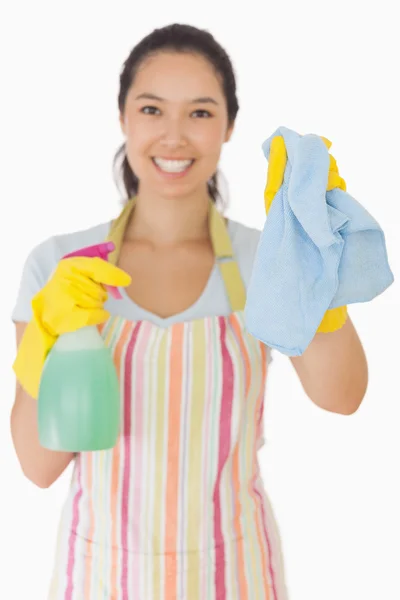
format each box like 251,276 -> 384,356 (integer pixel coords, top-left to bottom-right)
244,127 -> 394,356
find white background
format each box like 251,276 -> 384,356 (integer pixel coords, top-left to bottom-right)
1,1 -> 399,599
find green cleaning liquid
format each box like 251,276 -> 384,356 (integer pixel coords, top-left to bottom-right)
38,326 -> 120,452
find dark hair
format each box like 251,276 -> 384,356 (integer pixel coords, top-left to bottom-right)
113,23 -> 239,207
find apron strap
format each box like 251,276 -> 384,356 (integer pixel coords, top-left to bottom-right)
106,198 -> 246,312
208,201 -> 247,312
106,200 -> 135,267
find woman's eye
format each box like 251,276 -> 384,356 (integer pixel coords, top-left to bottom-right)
192,109 -> 212,118
141,106 -> 160,115
140,106 -> 211,118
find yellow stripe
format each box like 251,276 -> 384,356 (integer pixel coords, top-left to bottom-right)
152,330 -> 168,597
185,320 -> 207,599
103,317 -> 121,347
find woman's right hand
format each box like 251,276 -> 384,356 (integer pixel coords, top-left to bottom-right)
13,256 -> 131,399
32,256 -> 131,336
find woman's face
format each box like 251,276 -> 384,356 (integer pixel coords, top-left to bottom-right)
120,51 -> 234,199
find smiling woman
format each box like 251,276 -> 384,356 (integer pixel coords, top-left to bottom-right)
10,21 -> 367,600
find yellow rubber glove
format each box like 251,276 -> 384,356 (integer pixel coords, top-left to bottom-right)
13,256 -> 132,399
264,134 -> 348,333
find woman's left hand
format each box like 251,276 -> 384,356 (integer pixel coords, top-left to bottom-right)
263,133 -> 348,334
264,134 -> 347,214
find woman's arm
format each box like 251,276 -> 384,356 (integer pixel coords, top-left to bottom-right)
290,316 -> 368,415
10,322 -> 75,488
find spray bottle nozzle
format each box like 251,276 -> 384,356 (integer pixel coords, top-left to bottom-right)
63,242 -> 122,299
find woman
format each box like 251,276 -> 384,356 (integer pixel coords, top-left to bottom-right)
11,23 -> 368,600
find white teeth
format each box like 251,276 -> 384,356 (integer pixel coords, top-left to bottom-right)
153,158 -> 193,173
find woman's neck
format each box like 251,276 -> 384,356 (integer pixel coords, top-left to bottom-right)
125,188 -> 212,246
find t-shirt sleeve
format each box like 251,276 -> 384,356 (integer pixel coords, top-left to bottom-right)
11,243 -> 52,323
11,221 -> 111,324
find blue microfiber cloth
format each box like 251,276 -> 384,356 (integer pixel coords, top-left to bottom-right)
244,126 -> 394,356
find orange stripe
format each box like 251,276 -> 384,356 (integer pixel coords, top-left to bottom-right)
252,342 -> 271,598
84,453 -> 93,599
110,321 -> 132,598
230,315 -> 251,599
165,323 -> 184,600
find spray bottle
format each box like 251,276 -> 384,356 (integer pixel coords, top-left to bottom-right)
37,242 -> 122,452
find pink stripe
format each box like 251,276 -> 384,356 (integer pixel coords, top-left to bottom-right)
121,322 -> 142,600
65,459 -> 83,600
254,483 -> 278,600
213,317 -> 234,600
132,322 -> 153,595
254,388 -> 279,600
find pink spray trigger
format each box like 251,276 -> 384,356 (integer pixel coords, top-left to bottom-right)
63,242 -> 123,299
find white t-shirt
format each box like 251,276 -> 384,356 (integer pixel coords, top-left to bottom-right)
11,218 -> 271,361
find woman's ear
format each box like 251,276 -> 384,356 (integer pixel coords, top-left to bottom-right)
119,113 -> 126,136
225,122 -> 235,143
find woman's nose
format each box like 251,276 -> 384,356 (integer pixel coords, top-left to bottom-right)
159,119 -> 188,148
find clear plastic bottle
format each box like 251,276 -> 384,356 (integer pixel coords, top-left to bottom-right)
37,242 -> 121,452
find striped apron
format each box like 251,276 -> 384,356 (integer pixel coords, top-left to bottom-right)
48,200 -> 288,599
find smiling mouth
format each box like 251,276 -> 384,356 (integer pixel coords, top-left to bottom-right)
152,157 -> 195,174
